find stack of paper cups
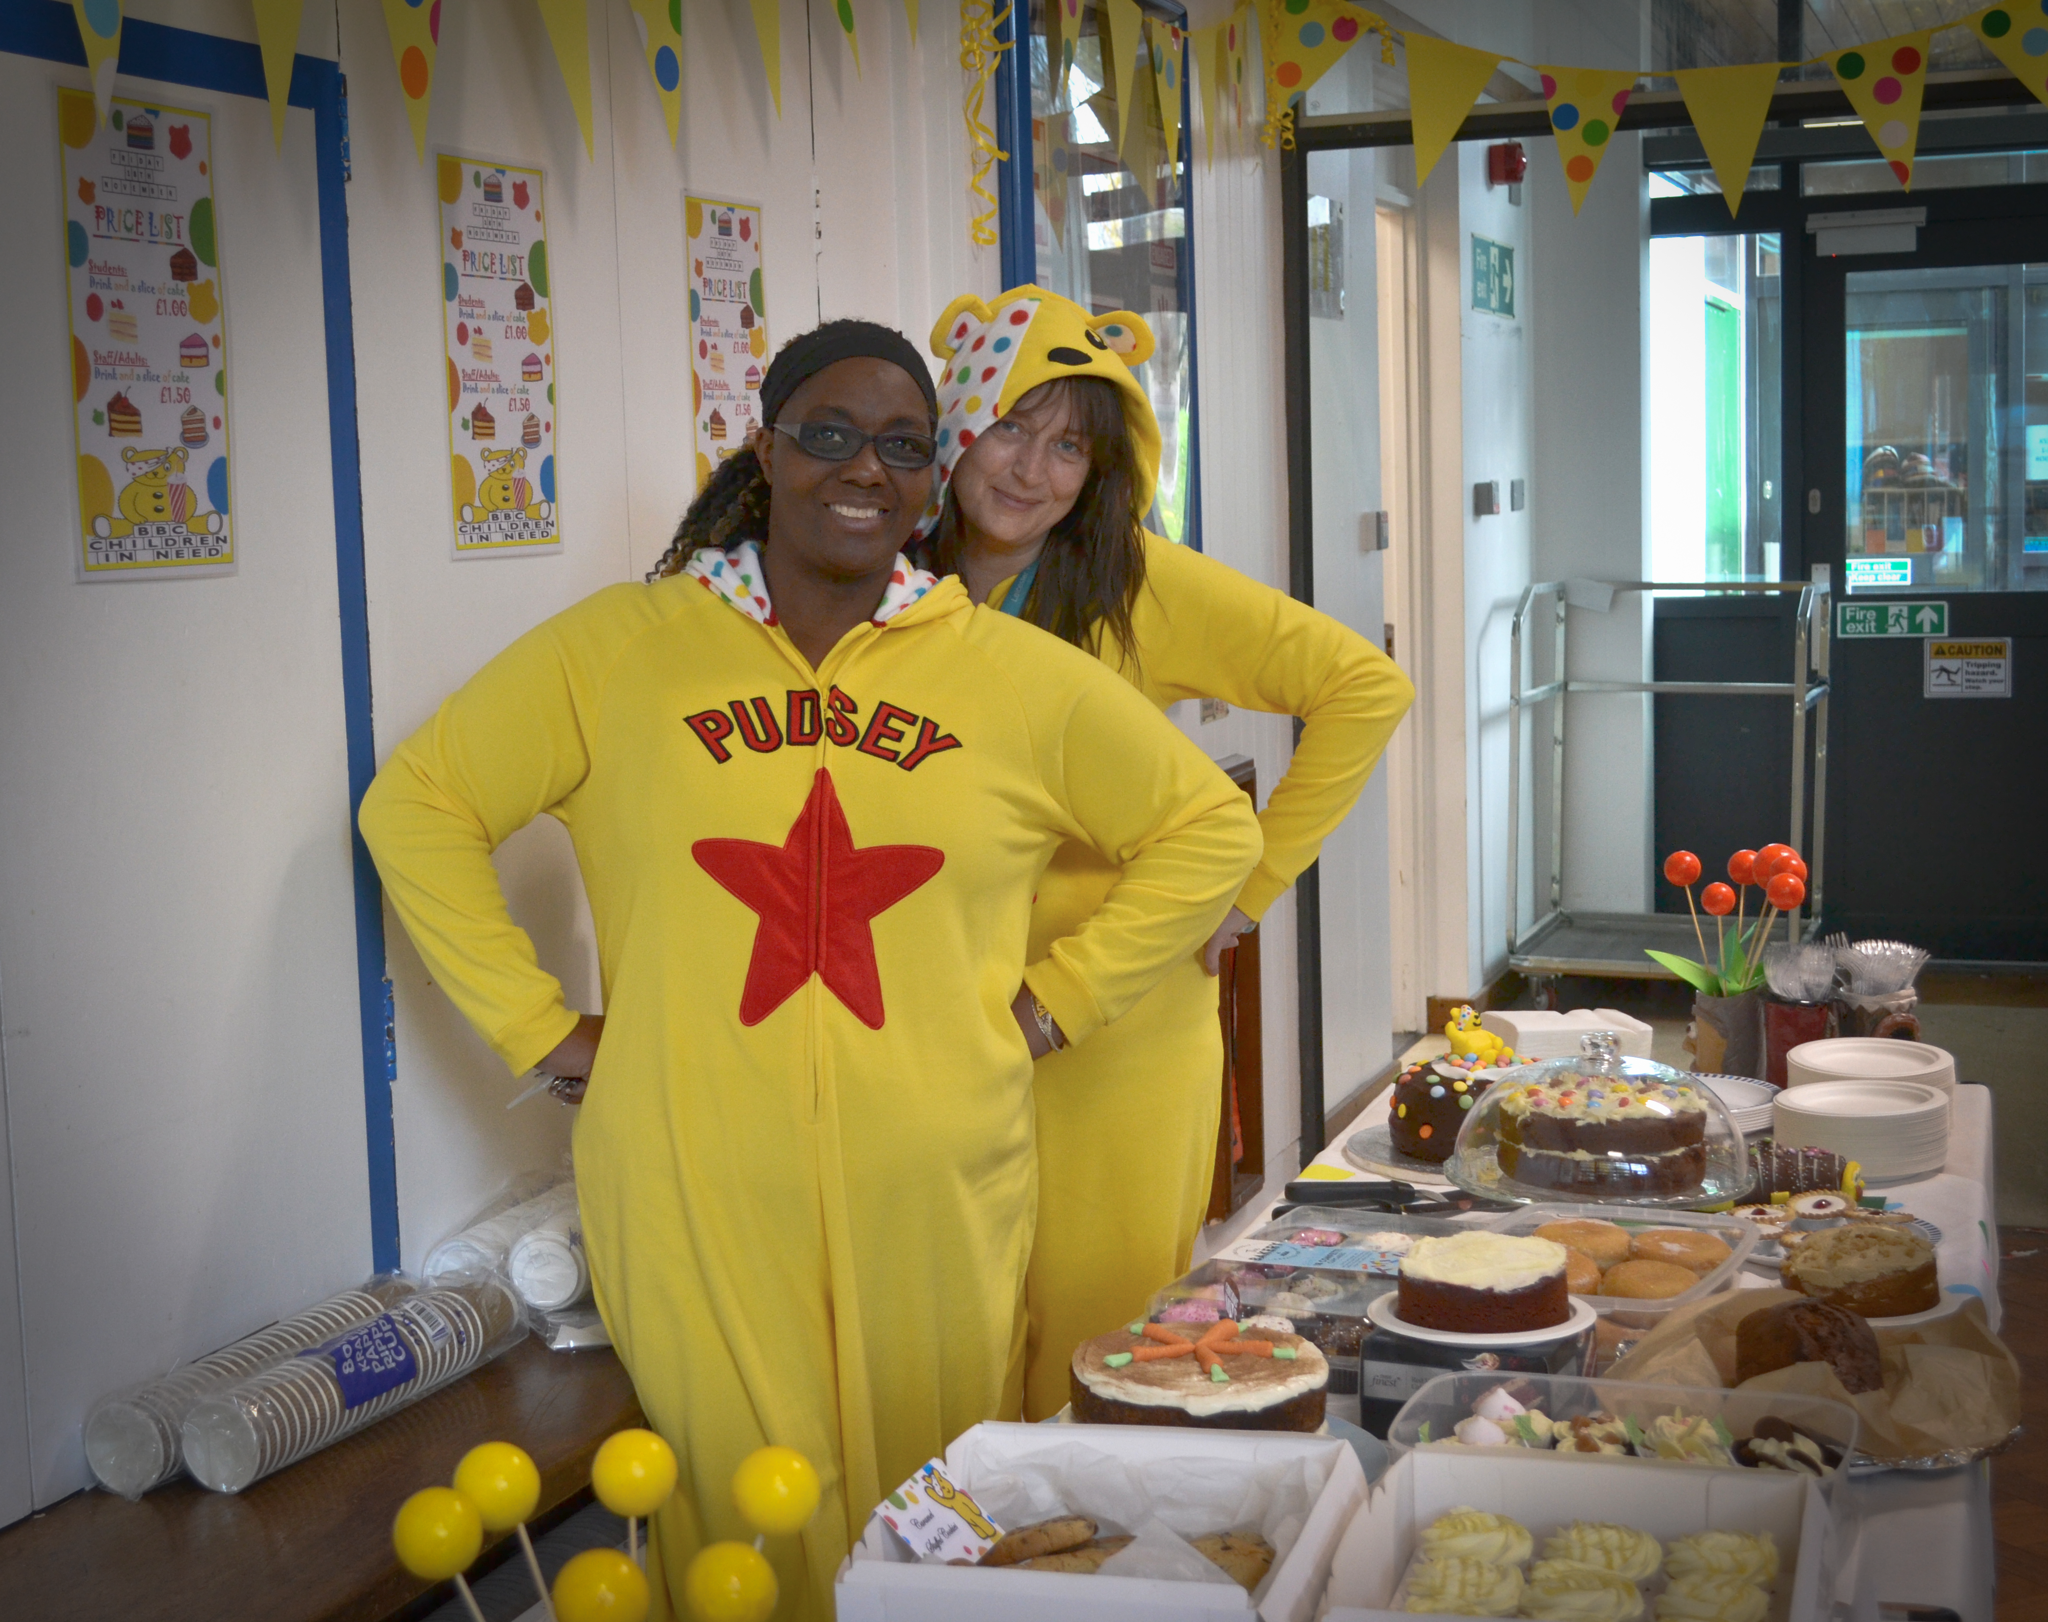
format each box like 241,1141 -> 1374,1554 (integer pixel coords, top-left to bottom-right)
508,1202 -> 591,1313
423,1181 -> 578,1283
180,1278 -> 525,1493
83,1276 -> 416,1499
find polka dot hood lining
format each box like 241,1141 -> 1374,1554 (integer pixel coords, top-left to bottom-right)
684,542 -> 940,629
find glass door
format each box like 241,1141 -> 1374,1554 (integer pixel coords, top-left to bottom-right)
1805,215 -> 2048,957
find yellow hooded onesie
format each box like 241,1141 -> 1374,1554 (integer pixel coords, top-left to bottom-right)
358,546 -> 1261,1619
919,286 -> 1417,1420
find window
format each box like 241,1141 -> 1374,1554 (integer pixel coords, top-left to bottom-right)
1016,0 -> 1199,544
1647,234 -> 1784,582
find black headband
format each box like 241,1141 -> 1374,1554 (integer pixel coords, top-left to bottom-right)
759,319 -> 938,427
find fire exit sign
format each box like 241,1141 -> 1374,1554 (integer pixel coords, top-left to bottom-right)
1836,600 -> 1948,638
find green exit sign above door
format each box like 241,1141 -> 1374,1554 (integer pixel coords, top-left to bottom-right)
1836,600 -> 1948,637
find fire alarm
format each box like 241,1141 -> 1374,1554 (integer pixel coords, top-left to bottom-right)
1487,141 -> 1527,204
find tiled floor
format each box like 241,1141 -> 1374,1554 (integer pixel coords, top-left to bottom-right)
1996,1230 -> 2048,1620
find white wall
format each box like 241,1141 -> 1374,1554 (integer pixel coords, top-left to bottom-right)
0,21 -> 373,1506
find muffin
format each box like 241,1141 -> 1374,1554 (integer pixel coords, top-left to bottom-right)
1533,1218 -> 1631,1268
1629,1228 -> 1732,1274
1600,1258 -> 1699,1300
1780,1223 -> 1938,1317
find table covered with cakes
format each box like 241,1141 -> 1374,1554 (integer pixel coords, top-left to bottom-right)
824,1012 -> 2013,1621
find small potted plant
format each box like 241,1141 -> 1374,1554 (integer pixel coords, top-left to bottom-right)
1649,845 -> 1808,1079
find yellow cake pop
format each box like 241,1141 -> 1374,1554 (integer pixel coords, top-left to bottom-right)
392,1486 -> 484,1581
684,1541 -> 778,1622
454,1441 -> 542,1531
732,1444 -> 821,1537
591,1428 -> 678,1518
552,1547 -> 651,1622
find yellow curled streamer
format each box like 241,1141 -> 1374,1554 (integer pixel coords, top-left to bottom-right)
960,0 -> 1013,247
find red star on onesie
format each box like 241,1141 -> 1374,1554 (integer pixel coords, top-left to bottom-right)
692,769 -> 944,1029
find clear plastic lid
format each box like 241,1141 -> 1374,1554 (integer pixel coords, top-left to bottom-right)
1444,1034 -> 1750,1208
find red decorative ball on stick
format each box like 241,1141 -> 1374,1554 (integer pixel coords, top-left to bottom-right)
1662,850 -> 1702,887
1728,849 -> 1758,886
1768,854 -> 1808,883
1701,882 -> 1736,917
1766,872 -> 1806,910
1756,843 -> 1794,875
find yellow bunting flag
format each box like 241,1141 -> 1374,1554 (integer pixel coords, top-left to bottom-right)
250,0 -> 303,149
1046,0 -> 1076,96
1033,111 -> 1070,247
68,0 -> 123,126
533,0 -> 594,157
1104,0 -> 1145,156
1256,0 -> 1371,146
1971,6 -> 2048,105
1404,33 -> 1502,187
1225,4 -> 1253,135
1826,32 -> 1931,189
1538,64 -> 1638,213
379,0 -> 440,161
748,0 -> 782,117
1149,17 -> 1185,167
1672,62 -> 1783,216
832,0 -> 860,74
903,0 -> 918,43
624,0 -> 683,144
1192,17 -> 1224,164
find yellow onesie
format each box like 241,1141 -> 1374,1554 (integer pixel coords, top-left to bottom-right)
358,550 -> 1261,1619
913,286 -> 1416,1421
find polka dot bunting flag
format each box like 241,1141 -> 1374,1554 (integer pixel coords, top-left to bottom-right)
1539,64 -> 1641,214
1970,8 -> 2048,115
625,0 -> 685,147
377,0 -> 441,163
66,0 -> 124,128
1825,31 -> 1932,190
1148,17 -> 1186,168
1257,0 -> 1377,146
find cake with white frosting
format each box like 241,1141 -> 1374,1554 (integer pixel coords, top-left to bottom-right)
1068,1320 -> 1328,1430
1496,1074 -> 1709,1195
1396,1232 -> 1570,1333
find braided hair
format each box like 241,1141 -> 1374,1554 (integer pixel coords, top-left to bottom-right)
646,448 -> 770,580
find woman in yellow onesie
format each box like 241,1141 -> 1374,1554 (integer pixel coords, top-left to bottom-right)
358,321 -> 1261,1619
914,288 -> 1416,1420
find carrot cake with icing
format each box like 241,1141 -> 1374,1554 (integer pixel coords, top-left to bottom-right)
1068,1319 -> 1327,1430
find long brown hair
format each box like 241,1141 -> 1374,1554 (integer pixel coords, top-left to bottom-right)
646,448 -> 770,580
930,377 -> 1147,665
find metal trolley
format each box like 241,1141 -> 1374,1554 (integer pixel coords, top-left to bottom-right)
1506,577 -> 1831,999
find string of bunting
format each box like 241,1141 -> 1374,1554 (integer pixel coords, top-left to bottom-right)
58,2 -> 2048,230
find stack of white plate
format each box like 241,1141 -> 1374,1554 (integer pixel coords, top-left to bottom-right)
1786,1038 -> 1955,1097
1773,1080 -> 1950,1183
1693,1073 -> 1776,1141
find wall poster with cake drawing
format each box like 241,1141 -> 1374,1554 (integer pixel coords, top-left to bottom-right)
686,194 -> 765,491
60,89 -> 234,579
439,154 -> 558,558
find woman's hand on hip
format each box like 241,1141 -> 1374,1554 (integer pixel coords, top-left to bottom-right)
1011,985 -> 1064,1059
537,1013 -> 605,1104
1202,907 -> 1256,976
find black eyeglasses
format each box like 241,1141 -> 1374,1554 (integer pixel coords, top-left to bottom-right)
775,420 -> 937,470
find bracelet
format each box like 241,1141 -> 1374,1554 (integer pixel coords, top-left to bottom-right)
1029,992 -> 1064,1052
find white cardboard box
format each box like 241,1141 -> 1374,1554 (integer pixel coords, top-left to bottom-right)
1479,1007 -> 1654,1062
835,1422 -> 1366,1622
1317,1448 -> 1829,1621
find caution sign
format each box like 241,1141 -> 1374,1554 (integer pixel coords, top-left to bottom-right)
1925,638 -> 2011,698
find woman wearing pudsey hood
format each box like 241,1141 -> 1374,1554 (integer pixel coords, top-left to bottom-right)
915,287 -> 1415,1421
359,319 -> 1261,1619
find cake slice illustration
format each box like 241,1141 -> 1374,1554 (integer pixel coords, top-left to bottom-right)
168,246 -> 198,284
709,349 -> 726,374
126,114 -> 154,151
522,413 -> 541,448
181,405 -> 208,447
514,282 -> 535,312
739,305 -> 754,330
472,335 -> 494,362
106,392 -> 142,436
523,352 -> 544,382
744,364 -> 762,390
707,407 -> 727,442
483,172 -> 503,203
470,402 -> 496,441
179,333 -> 210,372
108,305 -> 139,342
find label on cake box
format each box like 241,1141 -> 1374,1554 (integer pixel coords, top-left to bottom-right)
1219,1238 -> 1408,1274
59,90 -> 235,578
438,153 -> 560,558
878,1459 -> 1003,1564
686,195 -> 766,492
304,1313 -> 418,1408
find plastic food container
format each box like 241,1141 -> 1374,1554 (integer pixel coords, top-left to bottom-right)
1444,1039 -> 1751,1208
1160,1210 -> 1469,1427
1384,1371 -> 1860,1493
1479,1202 -> 1757,1326
1352,1298 -> 1598,1439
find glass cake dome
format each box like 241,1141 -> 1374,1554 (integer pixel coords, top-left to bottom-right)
1443,1034 -> 1749,1208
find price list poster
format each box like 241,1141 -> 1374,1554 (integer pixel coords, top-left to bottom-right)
439,155 -> 559,558
60,89 -> 233,578
687,195 -> 766,490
